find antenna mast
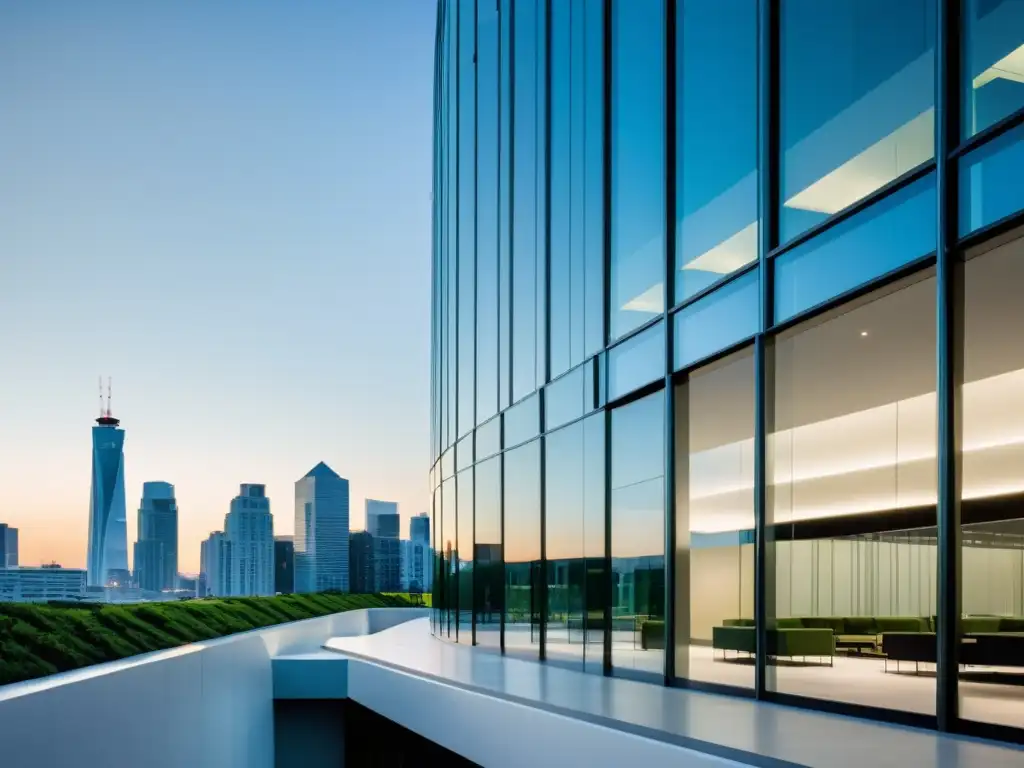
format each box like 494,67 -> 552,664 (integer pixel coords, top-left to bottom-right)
106,377 -> 112,418
98,377 -> 104,418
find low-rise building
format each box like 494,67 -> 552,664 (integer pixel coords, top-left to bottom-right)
0,565 -> 87,602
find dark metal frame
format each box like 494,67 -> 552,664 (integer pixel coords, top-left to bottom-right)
431,0 -> 1024,746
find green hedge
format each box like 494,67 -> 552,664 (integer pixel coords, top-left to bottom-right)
0,592 -> 413,687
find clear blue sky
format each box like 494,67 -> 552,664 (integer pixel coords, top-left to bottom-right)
0,0 -> 436,570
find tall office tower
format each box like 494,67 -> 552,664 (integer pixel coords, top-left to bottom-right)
294,463 -> 349,593
274,535 -> 294,594
348,531 -> 375,594
400,539 -> 431,593
87,382 -> 129,587
0,523 -> 18,568
409,512 -> 430,545
365,499 -> 399,538
133,481 -> 178,591
225,484 -> 274,596
200,531 -> 231,597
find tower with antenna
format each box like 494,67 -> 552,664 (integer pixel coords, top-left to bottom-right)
87,376 -> 129,587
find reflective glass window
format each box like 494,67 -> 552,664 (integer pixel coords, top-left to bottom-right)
441,446 -> 454,480
674,269 -> 759,371
768,272 -> 936,714
674,347 -> 755,688
780,0 -> 935,242
611,391 -> 666,674
774,174 -> 936,323
499,0 -> 512,410
960,229 -> 1024,731
477,0 -> 500,423
545,413 -> 607,674
476,415 -> 501,460
458,0 -> 476,437
512,0 -> 546,399
583,0 -> 606,357
611,0 -> 666,339
447,0 -> 459,446
964,0 -> 1024,138
441,478 -> 457,639
457,467 -> 474,644
546,365 -> 586,431
432,486 -> 441,634
608,321 -> 665,402
675,0 -> 758,302
504,439 -> 542,660
456,434 -> 473,472
475,456 -> 503,651
550,0 -> 573,377
504,392 -> 540,447
960,121 -> 1024,236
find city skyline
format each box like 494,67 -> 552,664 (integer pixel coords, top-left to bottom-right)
0,0 -> 434,573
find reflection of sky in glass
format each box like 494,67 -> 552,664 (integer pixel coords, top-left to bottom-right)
545,422 -> 585,561
674,271 -> 758,371
545,365 -> 586,430
504,440 -> 541,563
774,174 -> 936,322
612,392 -> 665,560
608,321 -> 665,401
611,0 -> 665,338
504,392 -> 540,447
781,0 -> 935,241
676,0 -> 758,301
960,122 -> 1024,236
963,0 -> 1024,137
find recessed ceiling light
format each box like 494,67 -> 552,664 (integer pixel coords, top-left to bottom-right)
860,331 -> 869,337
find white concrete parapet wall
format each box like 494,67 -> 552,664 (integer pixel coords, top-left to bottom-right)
0,606 -> 426,768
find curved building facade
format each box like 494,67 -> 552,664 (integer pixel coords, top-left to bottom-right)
431,0 -> 1024,744
87,412 -> 129,588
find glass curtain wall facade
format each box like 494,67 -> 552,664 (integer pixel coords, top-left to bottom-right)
431,0 -> 1024,745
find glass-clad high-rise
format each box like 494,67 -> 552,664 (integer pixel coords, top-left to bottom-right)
87,407 -> 129,588
432,0 -> 1024,745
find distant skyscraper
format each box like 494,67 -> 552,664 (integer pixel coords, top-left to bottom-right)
365,499 -> 398,538
87,383 -> 129,587
409,512 -> 430,545
200,531 -> 231,597
400,539 -> 431,593
349,531 -> 375,593
294,463 -> 349,593
133,481 -> 178,591
0,523 -> 18,568
225,484 -> 274,596
274,535 -> 294,594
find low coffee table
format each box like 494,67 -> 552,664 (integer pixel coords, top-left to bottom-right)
836,634 -> 878,655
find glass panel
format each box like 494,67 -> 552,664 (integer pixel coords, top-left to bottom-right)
456,434 -> 473,472
477,0 -> 500,423
441,478 -> 457,639
550,0 -> 573,378
674,348 -> 755,688
512,0 -> 545,400
545,413 -> 607,674
780,0 -> 935,242
608,321 -> 665,401
674,270 -> 759,371
546,365 -> 586,431
611,391 -> 666,674
447,0 -> 459,448
477,415 -> 501,460
545,422 -> 586,668
504,439 -> 542,660
675,0 -> 758,302
432,486 -> 440,634
768,272 -> 936,715
441,447 -> 455,480
504,392 -> 540,447
963,0 -> 1024,138
499,0 -> 512,411
584,0 -> 606,357
774,174 -> 936,323
457,468 -> 474,644
959,231 -> 1024,730
960,121 -> 1024,236
611,0 -> 666,339
475,457 -> 503,651
458,0 -> 476,437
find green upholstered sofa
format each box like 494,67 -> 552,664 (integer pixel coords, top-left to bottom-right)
712,623 -> 835,663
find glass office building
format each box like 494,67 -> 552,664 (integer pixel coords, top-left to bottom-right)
430,0 -> 1024,745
